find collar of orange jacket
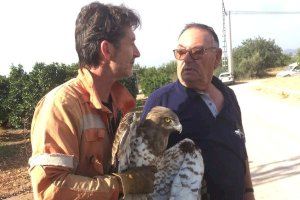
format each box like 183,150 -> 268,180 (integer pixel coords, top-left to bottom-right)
77,68 -> 136,115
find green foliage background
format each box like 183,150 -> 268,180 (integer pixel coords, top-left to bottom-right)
1,37 -> 299,129
1,63 -> 78,128
232,37 -> 292,78
0,62 -> 148,129
136,61 -> 176,96
0,75 -> 9,126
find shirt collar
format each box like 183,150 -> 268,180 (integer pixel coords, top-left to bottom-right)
77,68 -> 135,114
175,80 -> 205,98
175,77 -> 230,108
176,76 -> 226,95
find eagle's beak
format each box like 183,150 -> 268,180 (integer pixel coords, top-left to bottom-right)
174,124 -> 182,134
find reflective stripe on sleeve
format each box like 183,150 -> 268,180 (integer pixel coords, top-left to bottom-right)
29,153 -> 78,171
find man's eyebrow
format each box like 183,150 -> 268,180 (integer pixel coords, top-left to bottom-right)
177,44 -> 186,49
177,45 -> 204,49
191,46 -> 205,49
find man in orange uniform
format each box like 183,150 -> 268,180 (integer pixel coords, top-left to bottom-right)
29,2 -> 156,199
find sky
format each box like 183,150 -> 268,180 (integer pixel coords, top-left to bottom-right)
0,0 -> 300,76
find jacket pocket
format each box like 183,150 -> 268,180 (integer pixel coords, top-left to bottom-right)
79,128 -> 106,176
84,128 -> 105,142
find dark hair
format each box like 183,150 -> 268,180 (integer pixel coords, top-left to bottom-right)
75,2 -> 140,68
179,23 -> 219,47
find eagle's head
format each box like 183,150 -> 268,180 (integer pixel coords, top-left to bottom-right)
139,106 -> 182,156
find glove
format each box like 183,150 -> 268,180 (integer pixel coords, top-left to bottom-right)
113,166 -> 157,195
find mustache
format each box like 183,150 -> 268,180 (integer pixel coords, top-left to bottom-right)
182,64 -> 197,71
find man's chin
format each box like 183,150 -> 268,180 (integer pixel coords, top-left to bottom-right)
179,78 -> 208,91
181,74 -> 196,83
124,71 -> 134,78
128,70 -> 133,77
179,78 -> 193,87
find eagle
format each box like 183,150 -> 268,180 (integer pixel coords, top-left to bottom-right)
111,106 -> 204,200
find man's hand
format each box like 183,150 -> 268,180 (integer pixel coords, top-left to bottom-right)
114,166 -> 157,195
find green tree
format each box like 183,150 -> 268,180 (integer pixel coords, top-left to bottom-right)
6,65 -> 29,128
21,62 -> 77,128
139,67 -> 171,96
119,73 -> 139,99
296,48 -> 300,64
160,61 -> 177,81
135,61 -> 177,97
233,37 -> 290,79
279,53 -> 292,66
134,64 -> 146,82
65,63 -> 79,80
29,62 -> 70,94
235,52 -> 264,78
214,64 -> 228,77
4,62 -> 77,128
0,75 -> 9,127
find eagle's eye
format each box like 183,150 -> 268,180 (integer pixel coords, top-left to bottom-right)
164,117 -> 171,123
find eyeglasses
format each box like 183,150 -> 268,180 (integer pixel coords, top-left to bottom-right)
173,47 -> 217,60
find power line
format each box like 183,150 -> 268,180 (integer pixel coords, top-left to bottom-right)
230,11 -> 300,15
221,5 -> 300,74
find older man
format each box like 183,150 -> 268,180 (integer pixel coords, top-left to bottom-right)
142,23 -> 255,200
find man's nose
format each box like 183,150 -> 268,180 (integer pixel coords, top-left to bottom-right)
183,51 -> 194,62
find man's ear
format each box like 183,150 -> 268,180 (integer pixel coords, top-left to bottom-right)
214,48 -> 223,69
100,40 -> 114,60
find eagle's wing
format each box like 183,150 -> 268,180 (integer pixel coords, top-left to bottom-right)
112,112 -> 150,200
152,138 -> 204,200
111,112 -> 139,172
170,139 -> 204,200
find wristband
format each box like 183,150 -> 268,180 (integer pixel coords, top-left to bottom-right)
245,188 -> 254,193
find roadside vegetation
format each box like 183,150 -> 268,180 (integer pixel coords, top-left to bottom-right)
0,37 -> 299,130
250,76 -> 300,101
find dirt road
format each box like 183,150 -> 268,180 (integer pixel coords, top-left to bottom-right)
231,82 -> 300,200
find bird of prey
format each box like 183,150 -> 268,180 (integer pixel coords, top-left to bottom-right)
111,106 -> 204,200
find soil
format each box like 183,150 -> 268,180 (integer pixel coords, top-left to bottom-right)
0,130 -> 32,200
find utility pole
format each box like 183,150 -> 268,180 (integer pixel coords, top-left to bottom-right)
221,0 -> 228,71
221,0 -> 300,75
221,0 -> 233,74
228,10 -> 233,74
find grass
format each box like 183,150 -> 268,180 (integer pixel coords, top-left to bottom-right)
233,66 -> 300,102
250,76 -> 300,101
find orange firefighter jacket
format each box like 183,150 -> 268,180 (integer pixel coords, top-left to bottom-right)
29,68 -> 135,199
